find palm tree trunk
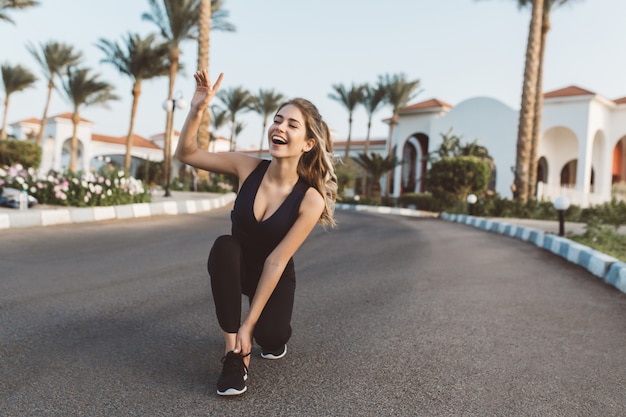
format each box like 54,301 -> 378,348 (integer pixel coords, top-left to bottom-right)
196,0 -> 212,185
229,115 -> 236,151
163,48 -> 179,196
384,116 -> 398,199
528,13 -> 550,198
514,0 -> 544,203
361,118 -> 373,196
124,80 -> 141,175
344,114 -> 353,160
258,120 -> 267,157
0,96 -> 9,140
37,81 -> 54,145
70,111 -> 80,172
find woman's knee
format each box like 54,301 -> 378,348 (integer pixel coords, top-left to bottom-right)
208,235 -> 241,273
254,324 -> 291,351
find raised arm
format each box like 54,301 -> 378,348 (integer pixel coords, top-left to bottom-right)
175,69 -> 260,178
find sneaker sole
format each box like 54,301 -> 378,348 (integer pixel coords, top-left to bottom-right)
261,345 -> 287,360
217,386 -> 247,396
216,370 -> 248,396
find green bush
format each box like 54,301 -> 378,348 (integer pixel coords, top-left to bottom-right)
398,192 -> 444,212
171,172 -> 235,193
0,139 -> 42,169
426,156 -> 490,205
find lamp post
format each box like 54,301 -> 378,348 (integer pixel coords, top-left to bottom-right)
162,91 -> 188,197
553,196 -> 570,236
466,193 -> 477,215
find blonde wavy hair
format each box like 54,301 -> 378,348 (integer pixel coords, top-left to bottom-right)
276,98 -> 338,228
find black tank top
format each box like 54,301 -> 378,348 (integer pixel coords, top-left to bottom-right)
231,160 -> 310,295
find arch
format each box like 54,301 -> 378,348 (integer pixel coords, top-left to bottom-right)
560,160 -> 576,187
560,159 -> 594,188
401,133 -> 428,194
60,138 -> 84,170
537,156 -> 548,184
612,135 -> 626,184
540,126 -> 579,187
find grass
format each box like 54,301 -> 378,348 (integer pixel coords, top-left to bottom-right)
570,224 -> 626,263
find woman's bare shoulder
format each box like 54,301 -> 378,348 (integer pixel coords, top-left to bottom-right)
301,187 -> 325,216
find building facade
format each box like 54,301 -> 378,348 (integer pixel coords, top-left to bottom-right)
10,85 -> 626,207
389,86 -> 626,207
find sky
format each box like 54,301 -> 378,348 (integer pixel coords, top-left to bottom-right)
1,0 -> 625,150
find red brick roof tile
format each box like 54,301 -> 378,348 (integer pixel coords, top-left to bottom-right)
402,98 -> 452,111
543,86 -> 596,99
92,133 -> 161,150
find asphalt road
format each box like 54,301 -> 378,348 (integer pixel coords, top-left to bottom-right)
1,208 -> 625,417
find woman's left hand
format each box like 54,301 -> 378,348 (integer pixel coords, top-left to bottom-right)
234,323 -> 254,356
190,68 -> 223,113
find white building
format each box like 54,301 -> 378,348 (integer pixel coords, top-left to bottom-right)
388,86 -> 626,207
10,85 -> 626,207
9,113 -> 231,178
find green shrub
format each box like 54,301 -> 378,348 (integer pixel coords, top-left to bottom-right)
398,192 -> 444,212
426,156 -> 490,205
0,139 -> 42,169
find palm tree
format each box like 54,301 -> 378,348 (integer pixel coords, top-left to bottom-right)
435,128 -> 462,159
378,73 -> 421,198
0,0 -> 39,24
329,83 -> 364,160
361,83 -> 386,155
196,0 -> 235,182
1,63 -> 37,140
359,83 -> 387,194
96,32 -> 170,174
519,0 -> 580,198
353,151 -> 399,203
60,67 -> 118,171
513,0 -> 544,203
250,89 -> 285,156
209,104 -> 228,151
216,86 -> 253,151
233,120 -> 245,147
27,40 -> 82,145
143,0 -> 199,196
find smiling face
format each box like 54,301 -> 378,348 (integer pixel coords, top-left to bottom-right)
268,104 -> 315,159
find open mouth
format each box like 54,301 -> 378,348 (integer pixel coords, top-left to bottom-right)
272,136 -> 287,145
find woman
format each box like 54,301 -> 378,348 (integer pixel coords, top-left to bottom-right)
175,69 -> 337,396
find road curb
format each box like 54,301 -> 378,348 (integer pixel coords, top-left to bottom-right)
0,193 -> 236,229
441,212 -> 626,295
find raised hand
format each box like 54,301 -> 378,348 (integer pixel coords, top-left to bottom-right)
190,68 -> 224,112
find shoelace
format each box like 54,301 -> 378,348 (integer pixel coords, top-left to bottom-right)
221,351 -> 250,376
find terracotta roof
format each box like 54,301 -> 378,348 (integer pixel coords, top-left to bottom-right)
92,133 -> 161,150
402,98 -> 452,111
543,86 -> 596,99
17,117 -> 41,124
614,97 -> 626,105
332,139 -> 387,147
48,112 -> 93,124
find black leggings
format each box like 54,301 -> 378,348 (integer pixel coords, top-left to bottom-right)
207,235 -> 295,351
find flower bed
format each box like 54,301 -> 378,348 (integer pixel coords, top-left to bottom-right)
0,164 -> 151,207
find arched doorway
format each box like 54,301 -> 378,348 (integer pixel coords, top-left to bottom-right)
613,136 -> 626,184
560,160 -> 576,187
401,133 -> 428,194
61,138 -> 83,171
560,159 -> 594,189
537,157 -> 548,184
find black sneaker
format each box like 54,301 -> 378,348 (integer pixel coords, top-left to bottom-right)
260,344 -> 287,360
216,351 -> 248,396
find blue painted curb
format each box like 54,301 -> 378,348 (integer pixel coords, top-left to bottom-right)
440,212 -> 626,295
